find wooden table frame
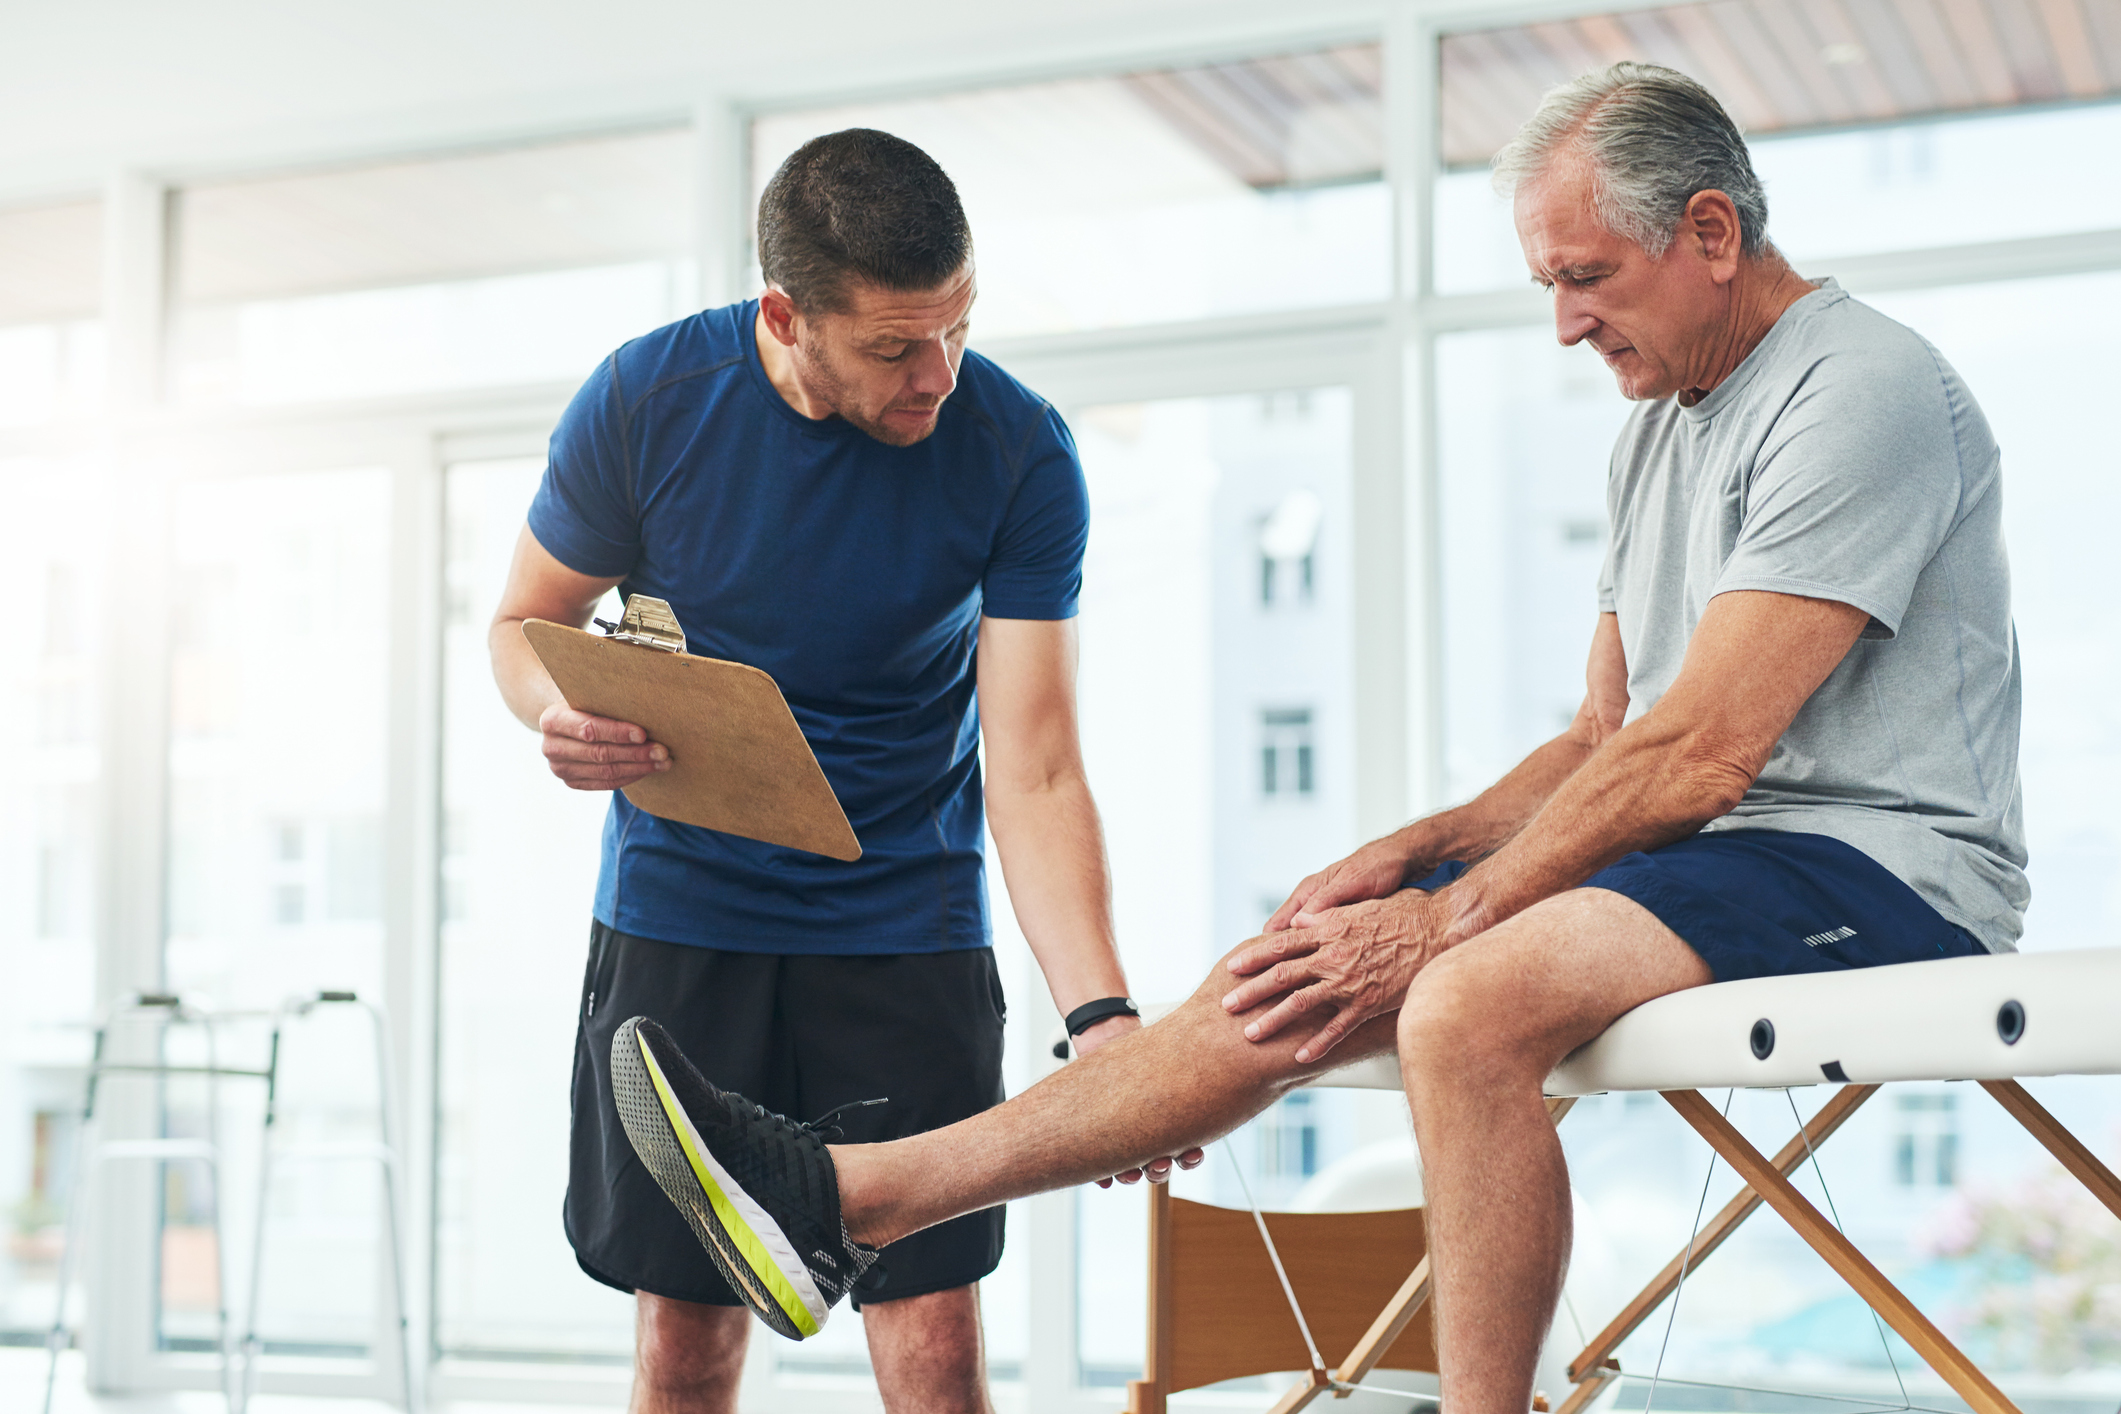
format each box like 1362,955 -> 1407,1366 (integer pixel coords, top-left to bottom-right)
1548,1079 -> 2121,1414
1209,1080 -> 2121,1414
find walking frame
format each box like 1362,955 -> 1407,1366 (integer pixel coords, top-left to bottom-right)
40,990 -> 418,1414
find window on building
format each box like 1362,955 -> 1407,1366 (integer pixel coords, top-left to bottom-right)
1893,1092 -> 1959,1187
1259,487 -> 1321,606
1261,708 -> 1316,797
1257,1091 -> 1321,1181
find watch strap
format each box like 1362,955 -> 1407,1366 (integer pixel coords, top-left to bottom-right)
1064,996 -> 1140,1036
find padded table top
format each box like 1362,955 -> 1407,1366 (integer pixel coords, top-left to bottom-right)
1302,948 -> 2121,1095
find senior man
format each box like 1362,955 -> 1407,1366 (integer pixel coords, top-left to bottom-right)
608,64 -> 2025,1414
490,129 -> 1151,1413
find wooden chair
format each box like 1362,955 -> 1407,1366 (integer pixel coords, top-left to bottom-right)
1124,1184 -> 1437,1414
1124,1056 -> 1574,1414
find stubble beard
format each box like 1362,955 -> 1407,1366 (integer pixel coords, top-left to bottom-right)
798,338 -> 942,448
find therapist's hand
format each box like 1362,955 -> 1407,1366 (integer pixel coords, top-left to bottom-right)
1073,1013 -> 1206,1189
1223,890 -> 1447,1065
538,702 -> 670,790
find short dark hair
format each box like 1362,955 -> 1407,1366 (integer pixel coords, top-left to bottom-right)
757,129 -> 973,313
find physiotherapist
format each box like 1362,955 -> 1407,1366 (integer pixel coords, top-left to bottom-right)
488,128 -> 1145,1414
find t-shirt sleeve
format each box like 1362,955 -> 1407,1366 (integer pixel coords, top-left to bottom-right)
1710,347 -> 1962,640
981,405 -> 1089,620
527,356 -> 642,578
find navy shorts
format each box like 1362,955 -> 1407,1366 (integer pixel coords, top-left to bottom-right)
1412,829 -> 1986,982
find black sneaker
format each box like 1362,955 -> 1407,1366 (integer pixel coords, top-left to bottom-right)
609,1015 -> 880,1339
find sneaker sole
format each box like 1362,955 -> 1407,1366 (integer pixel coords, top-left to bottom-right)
609,1017 -> 829,1339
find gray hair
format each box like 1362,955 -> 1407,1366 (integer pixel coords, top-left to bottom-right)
1492,62 -> 1770,260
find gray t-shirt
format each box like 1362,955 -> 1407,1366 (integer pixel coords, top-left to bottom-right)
1597,280 -> 2027,950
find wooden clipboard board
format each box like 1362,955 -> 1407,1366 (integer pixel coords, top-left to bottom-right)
523,614 -> 861,861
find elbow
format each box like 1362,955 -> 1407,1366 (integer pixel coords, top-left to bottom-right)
1664,740 -> 1758,824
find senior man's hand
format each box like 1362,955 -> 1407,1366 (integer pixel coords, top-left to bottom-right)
1074,1013 -> 1207,1188
1223,890 -> 1447,1065
538,702 -> 671,790
1263,836 -> 1419,933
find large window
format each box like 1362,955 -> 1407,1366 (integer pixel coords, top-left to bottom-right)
1066,387 -> 1417,1388
752,46 -> 1391,339
160,466 -> 396,1359
434,457 -> 633,1362
0,200 -> 103,427
169,130 -> 697,405
0,459 -> 103,1340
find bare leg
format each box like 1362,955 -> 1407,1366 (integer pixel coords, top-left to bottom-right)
864,1284 -> 993,1414
833,939 -> 1400,1247
1396,888 -> 1711,1414
631,1294 -> 749,1414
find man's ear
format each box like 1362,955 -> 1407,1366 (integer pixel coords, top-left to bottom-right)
1685,189 -> 1745,283
758,286 -> 801,348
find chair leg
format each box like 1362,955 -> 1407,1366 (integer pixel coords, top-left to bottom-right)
1663,1089 -> 2020,1414
1264,1368 -> 1335,1413
1553,1361 -> 1620,1414
1128,1182 -> 1177,1414
1979,1080 -> 2121,1221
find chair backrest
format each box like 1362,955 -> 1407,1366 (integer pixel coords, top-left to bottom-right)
1147,1185 -> 1435,1394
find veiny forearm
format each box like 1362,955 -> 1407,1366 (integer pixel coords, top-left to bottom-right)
985,770 -> 1128,1013
1386,729 -> 1600,877
1437,710 -> 1747,945
1431,591 -> 1871,944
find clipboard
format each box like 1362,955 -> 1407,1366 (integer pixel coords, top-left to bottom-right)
523,596 -> 861,861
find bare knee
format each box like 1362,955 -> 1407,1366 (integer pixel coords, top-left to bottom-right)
1396,946 -> 1534,1091
634,1294 -> 748,1408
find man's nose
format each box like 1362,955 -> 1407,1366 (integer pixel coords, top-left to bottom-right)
906,339 -> 958,398
1553,294 -> 1598,347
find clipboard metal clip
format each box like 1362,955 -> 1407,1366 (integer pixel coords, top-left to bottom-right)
592,595 -> 687,654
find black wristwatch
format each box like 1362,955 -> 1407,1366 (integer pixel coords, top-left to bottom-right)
1064,996 -> 1140,1036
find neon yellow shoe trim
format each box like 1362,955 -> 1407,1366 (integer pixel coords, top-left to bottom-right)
636,1031 -> 822,1338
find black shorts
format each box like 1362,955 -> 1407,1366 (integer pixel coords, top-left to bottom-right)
564,923 -> 1008,1309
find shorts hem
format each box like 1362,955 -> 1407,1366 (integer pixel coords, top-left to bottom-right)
1576,875 -> 1822,984
849,1258 -> 1003,1311
571,1242 -> 746,1307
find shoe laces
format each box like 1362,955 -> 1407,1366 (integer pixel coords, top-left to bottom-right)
751,1096 -> 889,1142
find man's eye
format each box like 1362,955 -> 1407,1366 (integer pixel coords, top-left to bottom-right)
876,346 -> 910,362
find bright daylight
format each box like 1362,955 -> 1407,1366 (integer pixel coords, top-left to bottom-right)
3,3 -> 2119,1414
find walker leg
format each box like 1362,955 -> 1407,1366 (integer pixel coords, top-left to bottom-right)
43,1031 -> 105,1414
239,1023 -> 283,1414
367,1002 -> 419,1414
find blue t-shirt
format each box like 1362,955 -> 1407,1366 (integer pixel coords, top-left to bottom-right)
528,300 -> 1088,954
